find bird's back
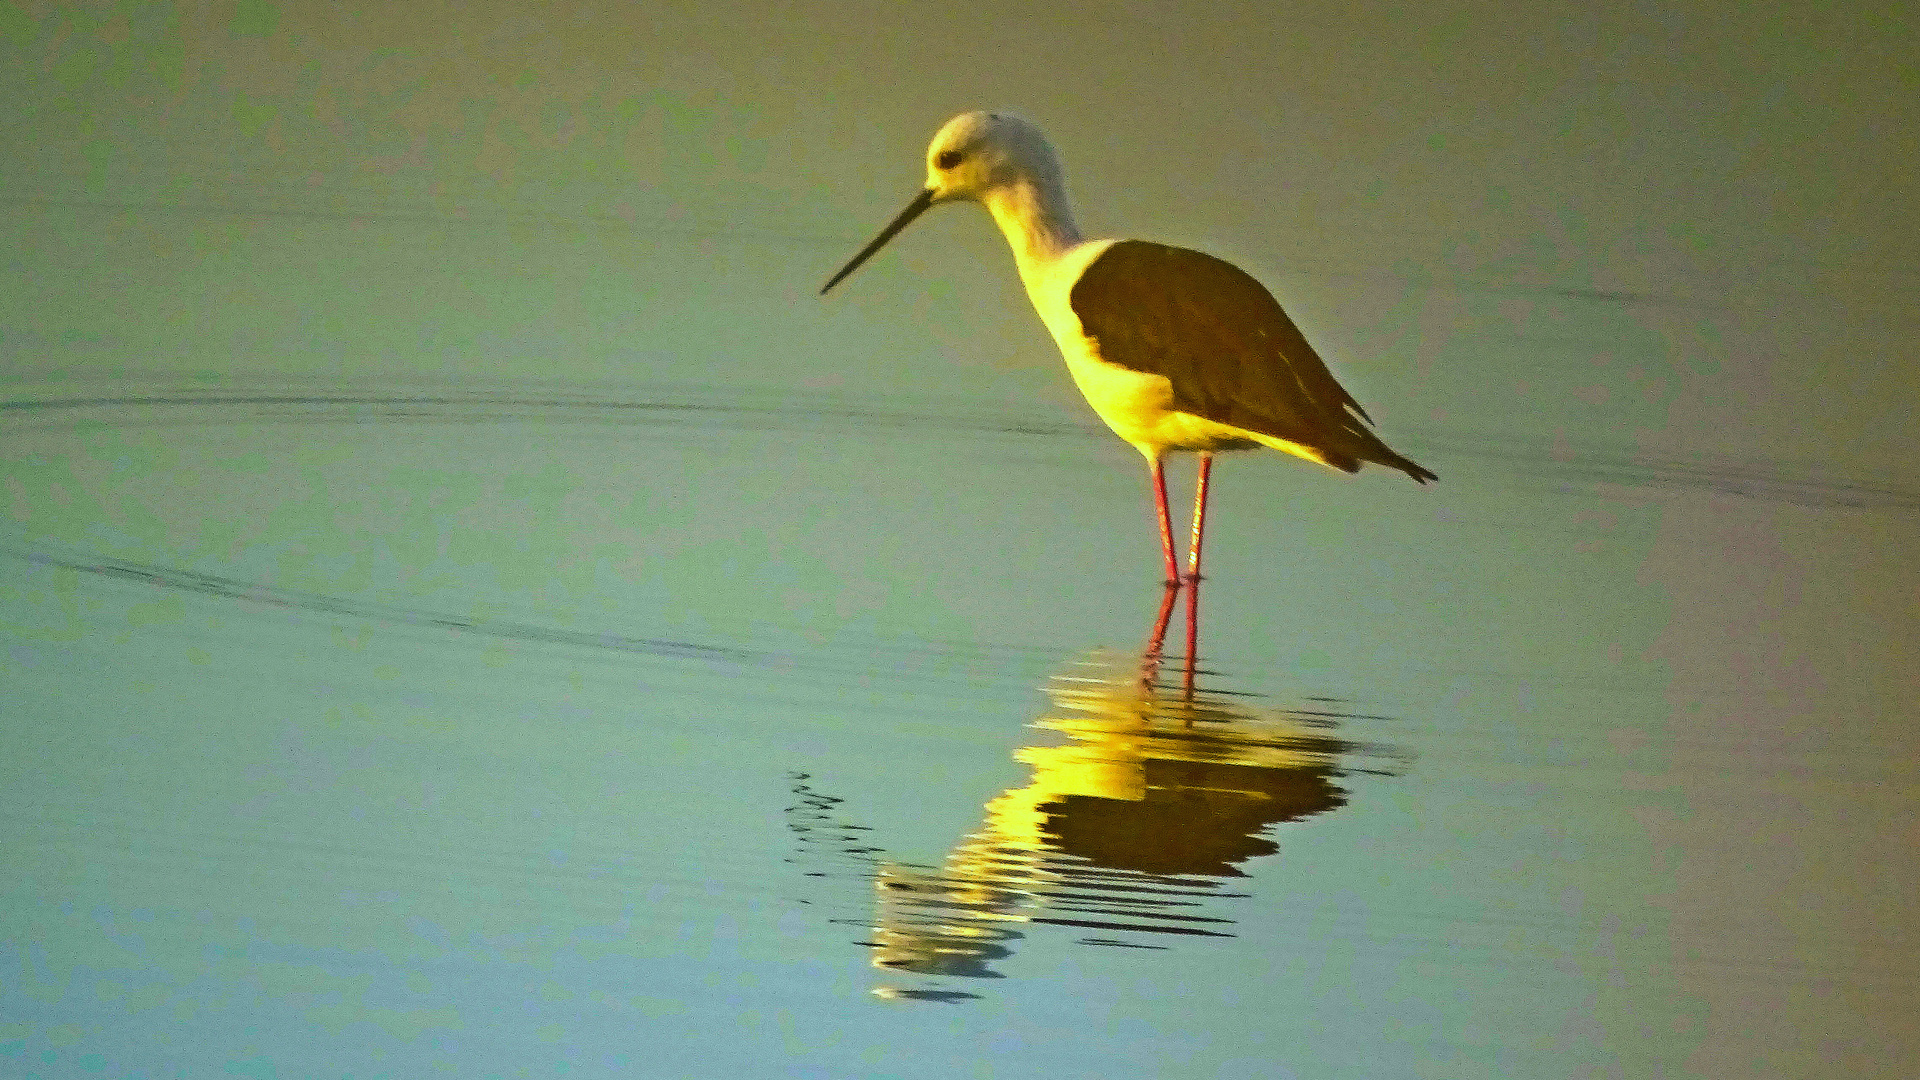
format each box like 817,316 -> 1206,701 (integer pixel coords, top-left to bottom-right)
1069,241 -> 1435,482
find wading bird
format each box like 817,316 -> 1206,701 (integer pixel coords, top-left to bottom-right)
821,111 -> 1434,666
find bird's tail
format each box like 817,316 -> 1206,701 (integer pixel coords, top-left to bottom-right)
1249,426 -> 1436,483
1344,425 -> 1437,484
1395,455 -> 1438,484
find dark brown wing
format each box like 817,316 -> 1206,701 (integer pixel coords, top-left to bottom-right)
1070,241 -> 1434,481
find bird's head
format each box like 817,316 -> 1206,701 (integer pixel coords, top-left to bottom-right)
922,111 -> 1062,205
821,110 -> 1059,294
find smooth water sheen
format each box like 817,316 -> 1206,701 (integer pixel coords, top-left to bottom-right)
5,378 -> 1913,1078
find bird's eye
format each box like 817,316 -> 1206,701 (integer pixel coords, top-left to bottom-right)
935,150 -> 964,170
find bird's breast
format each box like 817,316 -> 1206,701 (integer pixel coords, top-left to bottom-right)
1018,242 -> 1156,437
1020,242 -> 1255,457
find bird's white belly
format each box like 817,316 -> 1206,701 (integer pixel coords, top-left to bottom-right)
1061,343 -> 1270,455
1021,239 -> 1279,460
1019,243 -> 1188,453
1059,341 -> 1172,435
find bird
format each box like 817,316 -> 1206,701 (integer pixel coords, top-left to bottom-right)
820,110 -> 1434,625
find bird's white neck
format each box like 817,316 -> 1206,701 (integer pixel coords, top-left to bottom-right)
982,177 -> 1083,280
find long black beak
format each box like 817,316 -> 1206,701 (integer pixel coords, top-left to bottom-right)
820,188 -> 936,295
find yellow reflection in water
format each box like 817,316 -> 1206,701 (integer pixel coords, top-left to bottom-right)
863,650 -> 1384,992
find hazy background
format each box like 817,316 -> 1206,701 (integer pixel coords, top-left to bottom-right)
4,2 -> 1916,1077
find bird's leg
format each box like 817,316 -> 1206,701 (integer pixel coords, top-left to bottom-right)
1181,589 -> 1200,702
1147,578 -> 1179,654
1186,453 -> 1213,587
1145,456 -> 1185,694
1181,453 -> 1213,700
1142,583 -> 1179,691
1150,456 -> 1181,589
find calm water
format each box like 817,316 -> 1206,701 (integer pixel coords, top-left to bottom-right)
7,2 -> 1916,1072
5,381 -> 1911,1078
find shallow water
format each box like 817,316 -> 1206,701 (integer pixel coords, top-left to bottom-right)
7,0 -> 1917,1070
5,380 -> 1912,1077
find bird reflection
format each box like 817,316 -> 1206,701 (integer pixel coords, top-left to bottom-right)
787,604 -> 1401,996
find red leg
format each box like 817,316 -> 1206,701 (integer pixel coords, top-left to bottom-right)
1149,457 -> 1180,588
1186,453 -> 1213,587
1181,454 -> 1213,699
1142,581 -> 1179,691
1143,457 -> 1186,692
1146,578 -> 1179,657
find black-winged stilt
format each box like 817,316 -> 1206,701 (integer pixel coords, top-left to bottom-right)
821,111 -> 1434,667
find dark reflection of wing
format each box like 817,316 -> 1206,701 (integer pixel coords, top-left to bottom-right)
1024,659 -> 1355,879
786,651 -> 1405,995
